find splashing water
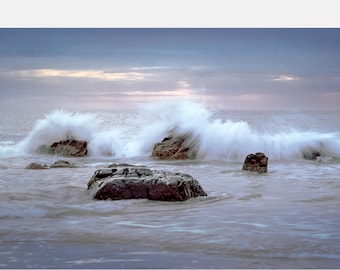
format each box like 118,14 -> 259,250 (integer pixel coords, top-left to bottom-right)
1,101 -> 340,161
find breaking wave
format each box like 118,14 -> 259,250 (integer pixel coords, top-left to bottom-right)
1,101 -> 340,161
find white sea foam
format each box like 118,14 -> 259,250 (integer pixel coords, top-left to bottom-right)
1,101 -> 340,160
19,110 -> 100,154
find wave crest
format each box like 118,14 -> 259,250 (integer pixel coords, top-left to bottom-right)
1,101 -> 340,161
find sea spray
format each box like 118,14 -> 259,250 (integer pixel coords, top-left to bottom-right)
132,101 -> 340,160
130,100 -> 211,157
17,110 -> 100,155
1,101 -> 340,160
89,129 -> 128,157
0,140 -> 18,157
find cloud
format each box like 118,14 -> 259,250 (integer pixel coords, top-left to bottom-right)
8,69 -> 150,82
130,66 -> 170,71
176,80 -> 191,88
125,88 -> 193,97
271,74 -> 300,81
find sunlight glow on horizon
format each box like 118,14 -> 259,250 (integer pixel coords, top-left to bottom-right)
11,68 -> 149,81
272,74 -> 299,81
1,28 -> 340,111
125,88 -> 194,97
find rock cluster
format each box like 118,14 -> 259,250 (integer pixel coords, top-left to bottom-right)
25,160 -> 76,169
152,134 -> 197,160
87,165 -> 207,201
242,152 -> 268,173
50,140 -> 88,157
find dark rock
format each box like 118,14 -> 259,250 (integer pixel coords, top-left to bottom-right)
242,152 -> 268,173
87,165 -> 207,201
87,168 -> 118,189
108,163 -> 136,168
25,162 -> 49,170
25,160 -> 77,169
302,149 -> 321,160
50,160 -> 76,168
50,140 -> 88,157
152,134 -> 197,160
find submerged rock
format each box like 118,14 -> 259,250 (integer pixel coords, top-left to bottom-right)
302,150 -> 321,160
87,165 -> 207,201
152,134 -> 198,160
25,160 -> 76,169
50,140 -> 88,157
25,162 -> 49,170
242,152 -> 268,173
50,160 -> 76,168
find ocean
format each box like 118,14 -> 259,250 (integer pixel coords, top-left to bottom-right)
0,100 -> 340,268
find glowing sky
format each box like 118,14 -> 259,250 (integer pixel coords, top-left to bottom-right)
1,28 -> 340,111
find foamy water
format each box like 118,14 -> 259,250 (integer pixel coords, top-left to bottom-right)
1,101 -> 340,268
2,101 -> 340,160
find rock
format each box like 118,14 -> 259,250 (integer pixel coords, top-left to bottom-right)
302,149 -> 321,160
152,134 -> 197,160
50,140 -> 88,157
25,162 -> 49,169
50,160 -> 76,168
108,163 -> 135,168
25,160 -> 77,169
242,152 -> 268,173
87,165 -> 207,201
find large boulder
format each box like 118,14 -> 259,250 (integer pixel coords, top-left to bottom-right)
50,140 -> 88,157
242,152 -> 268,173
87,165 -> 207,201
152,134 -> 197,160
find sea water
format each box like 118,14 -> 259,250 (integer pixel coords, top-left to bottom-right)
0,101 -> 340,268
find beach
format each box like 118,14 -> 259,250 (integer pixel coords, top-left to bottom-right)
1,101 -> 340,268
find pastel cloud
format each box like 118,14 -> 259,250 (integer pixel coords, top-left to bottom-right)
125,88 -> 194,97
1,28 -> 340,111
272,74 -> 300,81
10,69 -> 149,81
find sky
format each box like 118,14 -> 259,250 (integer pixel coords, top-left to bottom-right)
1,28 -> 340,111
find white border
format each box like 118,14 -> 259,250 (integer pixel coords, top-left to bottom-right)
1,0 -> 340,28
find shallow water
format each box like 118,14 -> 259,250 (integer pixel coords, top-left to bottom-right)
1,103 -> 340,268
